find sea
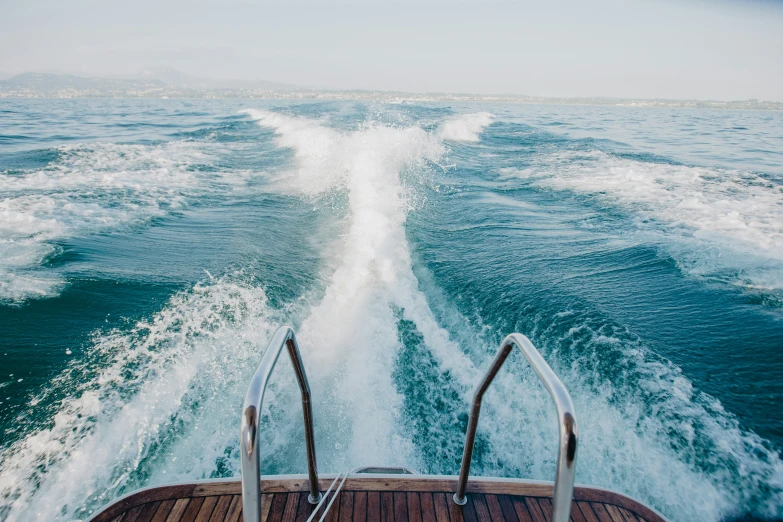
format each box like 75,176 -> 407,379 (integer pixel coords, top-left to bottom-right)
0,99 -> 781,522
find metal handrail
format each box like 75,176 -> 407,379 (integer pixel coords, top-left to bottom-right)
453,334 -> 578,522
241,326 -> 322,522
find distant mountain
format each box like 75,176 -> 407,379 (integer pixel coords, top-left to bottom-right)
0,69 -> 299,96
136,66 -> 298,91
1,72 -> 165,93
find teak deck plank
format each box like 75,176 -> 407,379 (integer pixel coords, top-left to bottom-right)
194,497 -> 219,522
576,502 -> 599,522
89,478 -> 666,522
569,501 -> 587,522
394,492 -> 408,522
536,499 -> 552,522
267,494 -> 289,522
124,504 -> 146,522
619,507 -> 639,522
448,496 -> 465,522
588,503 -> 613,522
138,502 -> 163,522
368,493 -> 381,522
381,492 -> 394,522
354,492 -> 368,522
460,495 -> 478,522
484,496 -> 505,522
495,496 -> 518,522
179,497 -> 205,522
433,493 -> 451,522
210,496 -> 234,522
407,493 -> 423,522
294,493 -> 312,522
224,496 -> 243,522
523,498 -> 545,522
420,493 -> 436,522
261,494 -> 274,522
510,497 -> 533,522
281,492 -> 300,522
151,500 -> 176,522
341,492 -> 356,522
326,493 -> 342,522
471,495 -> 492,522
603,505 -> 626,522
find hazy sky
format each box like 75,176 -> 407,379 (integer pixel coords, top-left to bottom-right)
2,0 -> 782,101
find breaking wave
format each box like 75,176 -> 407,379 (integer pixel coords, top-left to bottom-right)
1,108 -> 781,522
436,112 -> 494,142
0,139 -> 250,304
506,150 -> 783,296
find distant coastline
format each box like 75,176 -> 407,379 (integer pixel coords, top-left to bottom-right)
1,72 -> 780,110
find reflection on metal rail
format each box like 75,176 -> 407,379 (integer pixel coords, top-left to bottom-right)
241,326 -> 322,522
453,334 -> 578,522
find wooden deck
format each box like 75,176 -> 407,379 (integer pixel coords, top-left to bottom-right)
89,476 -> 666,522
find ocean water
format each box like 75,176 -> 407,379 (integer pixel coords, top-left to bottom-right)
0,99 -> 781,522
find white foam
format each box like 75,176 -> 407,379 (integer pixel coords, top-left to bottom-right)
436,112 -> 494,142
2,111 -> 781,522
246,109 -> 467,469
245,111 -> 783,520
0,277 -> 278,521
0,140 -> 249,304
506,150 -> 783,290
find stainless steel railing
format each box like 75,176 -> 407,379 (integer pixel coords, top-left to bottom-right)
453,334 -> 578,522
241,326 -> 322,522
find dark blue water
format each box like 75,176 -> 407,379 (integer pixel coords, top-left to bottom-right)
0,99 -> 781,522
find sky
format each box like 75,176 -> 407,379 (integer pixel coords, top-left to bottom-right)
1,0 -> 782,101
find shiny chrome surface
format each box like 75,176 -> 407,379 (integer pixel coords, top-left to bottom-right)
241,326 -> 322,522
453,334 -> 578,522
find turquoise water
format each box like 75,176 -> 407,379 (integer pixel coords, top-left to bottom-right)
0,99 -> 782,522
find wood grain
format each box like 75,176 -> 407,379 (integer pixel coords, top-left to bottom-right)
151,500 -> 176,522
88,479 -> 666,522
535,499 -> 551,522
576,502 -> 599,522
224,496 -> 243,522
394,492 -> 408,522
341,492 -> 356,522
368,492 -> 381,522
407,493 -> 423,522
354,492 -> 368,522
569,501 -> 587,522
495,496 -> 518,522
433,494 -> 451,522
510,497 -> 533,522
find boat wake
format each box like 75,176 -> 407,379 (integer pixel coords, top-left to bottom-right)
0,110 -> 781,522
507,149 -> 783,301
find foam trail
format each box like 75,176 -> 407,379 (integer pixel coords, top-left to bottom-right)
0,140 -> 250,304
245,109 -> 475,470
245,110 -> 783,521
436,112 -> 494,142
0,278 -> 278,521
3,109 -> 782,522
507,150 -> 783,292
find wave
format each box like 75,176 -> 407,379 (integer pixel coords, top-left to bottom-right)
246,110 -> 783,521
505,150 -> 783,295
244,109 -> 468,469
436,112 -> 494,142
0,139 -> 252,304
0,276 -> 278,521
2,109 -> 781,522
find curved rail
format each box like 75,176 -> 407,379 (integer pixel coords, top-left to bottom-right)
241,326 -> 322,522
453,334 -> 578,522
